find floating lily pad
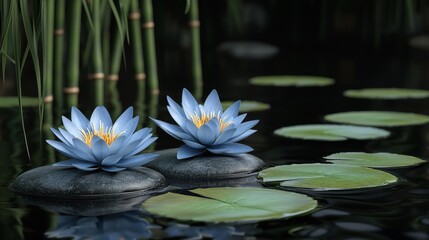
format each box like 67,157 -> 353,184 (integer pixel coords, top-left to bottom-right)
324,152 -> 426,168
250,76 -> 335,87
344,88 -> 429,100
143,187 -> 317,223
258,163 -> 398,191
221,101 -> 270,112
0,97 -> 39,108
324,111 -> 429,127
274,124 -> 390,141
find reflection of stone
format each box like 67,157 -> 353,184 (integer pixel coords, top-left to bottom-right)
10,166 -> 166,199
217,41 -> 279,60
146,149 -> 265,181
46,210 -> 152,240
17,194 -> 148,216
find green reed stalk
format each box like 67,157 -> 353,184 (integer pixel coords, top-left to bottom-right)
141,0 -> 159,96
42,0 -> 55,133
107,1 -> 130,117
90,0 -> 105,106
65,1 -> 82,108
130,0 -> 146,126
189,0 -> 203,101
53,0 -> 65,116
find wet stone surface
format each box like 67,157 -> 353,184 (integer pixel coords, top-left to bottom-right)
10,165 -> 167,199
146,148 -> 266,180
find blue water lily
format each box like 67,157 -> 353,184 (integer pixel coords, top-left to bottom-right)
47,106 -> 158,172
151,89 -> 259,159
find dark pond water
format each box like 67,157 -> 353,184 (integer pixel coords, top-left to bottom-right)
3,49 -> 429,240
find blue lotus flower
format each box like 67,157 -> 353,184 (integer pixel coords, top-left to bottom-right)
151,89 -> 258,159
47,106 -> 158,172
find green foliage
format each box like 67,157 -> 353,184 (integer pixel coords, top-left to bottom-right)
344,88 -> 429,100
250,76 -> 335,87
324,152 -> 425,168
259,163 -> 398,191
274,124 -> 390,141
324,111 -> 429,127
143,187 -> 318,222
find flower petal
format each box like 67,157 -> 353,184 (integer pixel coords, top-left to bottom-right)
71,106 -> 90,130
108,135 -> 127,155
101,154 -> 123,166
73,163 -> 99,171
101,166 -> 126,172
197,124 -> 216,145
167,105 -> 187,126
177,145 -> 206,159
116,139 -> 141,157
90,106 -> 113,130
112,106 -> 133,132
116,153 -> 159,168
213,128 -> 236,145
46,140 -> 79,159
53,159 -> 88,167
183,139 -> 206,149
121,116 -> 140,139
167,96 -> 186,118
182,88 -> 199,116
62,116 -> 83,138
51,128 -> 72,146
71,138 -> 97,163
127,128 -> 151,144
203,89 -> 223,114
232,120 -> 259,137
222,100 -> 240,120
150,118 -> 192,141
59,128 -> 77,145
232,113 -> 247,125
229,129 -> 257,142
183,119 -> 199,139
207,143 -> 253,154
126,137 -> 157,157
91,136 -> 109,161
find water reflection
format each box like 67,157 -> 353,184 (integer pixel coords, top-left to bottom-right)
46,210 -> 152,240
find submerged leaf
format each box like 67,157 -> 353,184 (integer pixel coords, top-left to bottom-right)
324,152 -> 426,168
344,88 -> 429,100
324,111 -> 429,127
250,76 -> 334,87
221,101 -> 270,112
259,163 -> 398,191
143,187 -> 317,223
274,124 -> 390,141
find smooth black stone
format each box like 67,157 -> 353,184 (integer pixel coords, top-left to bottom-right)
146,148 -> 266,180
10,166 -> 167,199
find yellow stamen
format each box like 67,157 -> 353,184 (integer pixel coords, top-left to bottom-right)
190,111 -> 232,131
80,122 -> 122,146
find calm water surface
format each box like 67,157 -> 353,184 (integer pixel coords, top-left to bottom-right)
2,52 -> 429,239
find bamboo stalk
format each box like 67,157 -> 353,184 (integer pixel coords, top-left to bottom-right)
189,0 -> 203,101
141,0 -> 159,96
90,0 -> 105,106
130,0 -> 146,127
53,0 -> 65,120
64,1 -> 82,108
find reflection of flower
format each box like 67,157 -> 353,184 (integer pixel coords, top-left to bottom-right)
45,210 -> 152,240
48,106 -> 158,172
151,89 -> 258,159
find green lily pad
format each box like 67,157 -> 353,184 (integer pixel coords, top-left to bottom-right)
324,152 -> 426,168
0,97 -> 40,108
258,163 -> 398,191
274,124 -> 390,141
324,111 -> 429,127
143,187 -> 317,223
250,76 -> 335,87
222,101 -> 270,112
344,88 -> 429,100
